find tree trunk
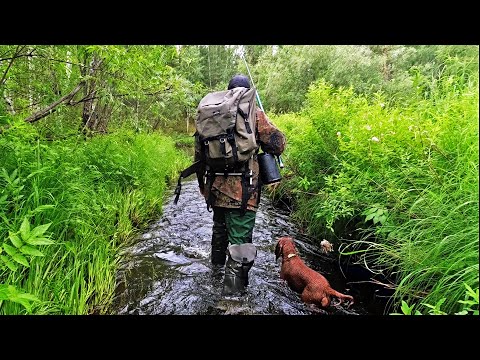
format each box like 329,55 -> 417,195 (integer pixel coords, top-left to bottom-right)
66,50 -> 72,79
3,90 -> 15,115
153,117 -> 162,131
81,55 -> 102,133
27,46 -> 35,110
382,46 -> 392,82
98,102 -> 113,133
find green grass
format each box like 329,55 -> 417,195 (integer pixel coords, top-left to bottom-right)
0,127 -> 190,314
269,54 -> 479,314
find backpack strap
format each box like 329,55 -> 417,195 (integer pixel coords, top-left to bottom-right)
240,158 -> 253,215
226,129 -> 238,163
204,166 -> 215,212
237,103 -> 253,134
203,139 -> 210,161
174,161 -> 203,205
203,159 -> 254,215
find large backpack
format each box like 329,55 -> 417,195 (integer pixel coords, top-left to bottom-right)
195,86 -> 258,171
174,87 -> 259,212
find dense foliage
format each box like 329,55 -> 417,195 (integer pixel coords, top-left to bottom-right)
269,45 -> 479,314
0,45 -> 477,314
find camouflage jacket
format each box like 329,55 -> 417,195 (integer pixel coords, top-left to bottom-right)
195,109 -> 286,212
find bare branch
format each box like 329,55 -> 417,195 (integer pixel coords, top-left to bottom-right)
24,58 -> 103,124
0,45 -> 29,87
68,86 -> 173,106
0,45 -> 30,62
24,82 -> 85,123
32,54 -> 89,69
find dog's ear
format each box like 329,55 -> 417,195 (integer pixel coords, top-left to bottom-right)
275,241 -> 283,261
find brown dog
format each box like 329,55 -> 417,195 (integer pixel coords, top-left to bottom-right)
275,237 -> 354,308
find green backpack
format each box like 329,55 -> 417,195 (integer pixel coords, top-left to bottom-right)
195,86 -> 258,171
174,86 -> 259,211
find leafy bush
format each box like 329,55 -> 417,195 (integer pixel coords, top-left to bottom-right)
270,49 -> 479,314
0,126 -> 189,314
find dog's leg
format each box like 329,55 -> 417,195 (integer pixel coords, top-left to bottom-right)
329,289 -> 354,308
301,288 -> 331,308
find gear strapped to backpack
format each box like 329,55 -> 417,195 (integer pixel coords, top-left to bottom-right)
174,86 -> 259,212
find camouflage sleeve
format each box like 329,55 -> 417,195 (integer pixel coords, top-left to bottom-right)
256,109 -> 286,156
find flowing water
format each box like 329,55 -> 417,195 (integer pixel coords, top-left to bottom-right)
113,180 -> 389,315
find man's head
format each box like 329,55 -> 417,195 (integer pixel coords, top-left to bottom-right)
228,74 -> 250,90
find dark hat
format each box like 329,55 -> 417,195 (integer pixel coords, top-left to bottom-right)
227,74 -> 251,90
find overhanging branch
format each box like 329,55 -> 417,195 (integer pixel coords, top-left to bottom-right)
24,82 -> 84,123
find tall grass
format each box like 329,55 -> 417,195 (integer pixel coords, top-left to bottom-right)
270,51 -> 479,314
0,126 -> 189,314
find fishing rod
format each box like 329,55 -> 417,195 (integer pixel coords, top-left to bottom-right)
240,50 -> 265,113
239,49 -> 284,169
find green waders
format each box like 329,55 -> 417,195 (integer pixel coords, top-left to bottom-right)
211,207 -> 257,295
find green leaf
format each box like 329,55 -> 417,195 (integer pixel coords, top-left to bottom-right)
7,291 -> 36,312
12,253 -> 29,267
16,292 -> 39,302
9,232 -> 23,248
401,300 -> 412,315
19,217 -> 31,240
339,248 -> 369,255
455,310 -> 468,315
20,245 -> 44,257
0,168 -> 9,180
362,206 -> 378,215
1,255 -> 18,271
378,215 -> 387,224
3,243 -> 18,256
31,205 -> 55,213
464,283 -> 478,300
30,222 -> 52,238
64,241 -> 74,252
458,300 -> 476,306
365,213 -> 375,221
25,237 -> 54,246
0,284 -> 8,300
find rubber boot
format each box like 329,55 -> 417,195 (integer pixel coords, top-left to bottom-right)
223,243 -> 256,296
211,212 -> 228,266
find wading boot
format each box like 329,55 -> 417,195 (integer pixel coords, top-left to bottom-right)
223,243 -> 257,296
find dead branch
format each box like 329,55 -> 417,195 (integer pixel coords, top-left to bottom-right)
24,82 -> 85,123
0,45 -> 29,87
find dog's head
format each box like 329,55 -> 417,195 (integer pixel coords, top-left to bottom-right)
275,237 -> 296,261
